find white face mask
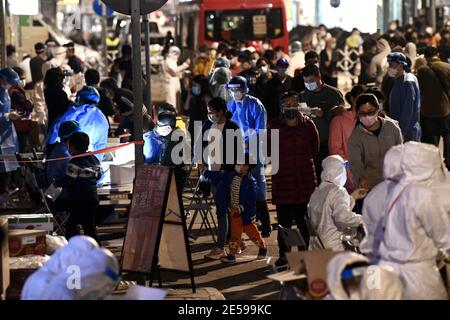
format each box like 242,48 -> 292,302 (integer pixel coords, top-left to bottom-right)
305,81 -> 318,91
235,165 -> 241,174
208,113 -> 219,123
156,125 -> 172,137
387,67 -> 398,78
359,114 -> 378,128
259,66 -> 268,75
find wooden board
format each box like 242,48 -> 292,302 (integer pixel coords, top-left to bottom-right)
121,165 -> 170,273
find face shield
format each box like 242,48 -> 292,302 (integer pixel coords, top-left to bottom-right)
155,123 -> 173,137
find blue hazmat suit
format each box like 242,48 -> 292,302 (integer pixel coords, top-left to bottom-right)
46,142 -> 71,187
46,104 -> 109,161
143,130 -> 165,164
0,87 -> 19,173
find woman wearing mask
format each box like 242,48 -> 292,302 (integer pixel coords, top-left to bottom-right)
268,91 -> 319,266
348,94 -> 403,191
185,75 -> 211,150
196,97 -> 243,259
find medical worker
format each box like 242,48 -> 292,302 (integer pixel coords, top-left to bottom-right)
21,236 -> 119,300
46,86 -> 109,161
378,141 -> 450,300
226,76 -> 271,237
308,155 -> 363,251
0,68 -> 21,195
359,144 -> 404,262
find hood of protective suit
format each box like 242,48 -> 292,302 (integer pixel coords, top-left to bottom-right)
321,155 -> 347,187
167,46 -> 181,60
21,236 -> 119,300
376,38 -> 391,55
360,265 -> 403,300
211,67 -> 232,86
326,252 -> 369,300
383,144 -> 404,180
400,142 -> 446,184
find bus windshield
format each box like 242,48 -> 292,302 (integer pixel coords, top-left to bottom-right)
205,8 -> 284,42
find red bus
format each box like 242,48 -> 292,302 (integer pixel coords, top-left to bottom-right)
176,0 -> 289,52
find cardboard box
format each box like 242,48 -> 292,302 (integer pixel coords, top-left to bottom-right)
7,214 -> 53,234
0,219 -> 9,300
8,230 -> 46,257
285,250 -> 340,299
110,162 -> 135,185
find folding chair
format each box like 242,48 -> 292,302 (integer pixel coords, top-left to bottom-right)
183,168 -> 217,243
304,215 -> 325,249
278,225 -> 307,251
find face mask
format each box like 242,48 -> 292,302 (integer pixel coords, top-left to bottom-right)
156,125 -> 172,137
305,81 -> 318,91
210,49 -> 217,57
359,114 -> 378,128
251,59 -> 257,68
208,113 -> 218,123
231,91 -> 244,102
262,44 -> 270,51
278,68 -> 287,77
200,53 -> 207,58
191,87 -> 201,96
387,67 -> 398,78
20,80 -> 26,88
284,107 -> 299,120
259,66 -> 268,75
235,165 -> 241,174
379,103 -> 384,110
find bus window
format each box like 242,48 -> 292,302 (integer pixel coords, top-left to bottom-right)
205,8 -> 284,42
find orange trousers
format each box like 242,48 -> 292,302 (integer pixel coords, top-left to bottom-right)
228,208 -> 265,254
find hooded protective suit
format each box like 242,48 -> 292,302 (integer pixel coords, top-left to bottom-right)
46,104 -> 109,161
378,141 -> 450,300
0,86 -> 19,173
308,155 -> 363,251
368,38 -> 391,86
326,252 -> 403,300
210,67 -> 232,102
161,46 -> 189,107
21,236 -> 119,300
360,144 -> 404,260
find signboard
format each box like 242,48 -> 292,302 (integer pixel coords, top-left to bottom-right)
102,0 -> 168,15
252,15 -> 267,37
121,165 -> 194,289
8,0 -> 39,15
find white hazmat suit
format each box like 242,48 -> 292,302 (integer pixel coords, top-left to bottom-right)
161,46 -> 189,108
378,142 -> 450,300
308,155 -> 363,251
21,236 -> 119,300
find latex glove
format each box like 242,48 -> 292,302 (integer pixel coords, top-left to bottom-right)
351,188 -> 368,200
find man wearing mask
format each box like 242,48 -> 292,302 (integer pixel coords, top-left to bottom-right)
254,58 -> 272,102
226,76 -> 272,237
320,37 -> 339,88
386,52 -> 421,142
268,91 -> 319,266
291,51 -> 321,93
264,58 -> 293,123
30,42 -> 47,85
301,63 -> 345,180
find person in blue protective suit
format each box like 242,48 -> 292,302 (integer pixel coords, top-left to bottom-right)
226,76 -> 272,237
46,86 -> 109,161
386,52 -> 421,142
0,68 -> 21,195
45,120 -> 81,187
143,111 -> 187,195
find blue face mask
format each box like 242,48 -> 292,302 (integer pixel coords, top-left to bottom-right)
191,87 -> 201,96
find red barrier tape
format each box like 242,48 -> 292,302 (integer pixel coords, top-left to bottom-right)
0,141 -> 144,164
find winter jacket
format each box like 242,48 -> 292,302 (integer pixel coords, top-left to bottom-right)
348,117 -> 403,189
204,170 -> 257,225
328,109 -> 357,160
388,73 -> 421,141
268,115 -> 319,204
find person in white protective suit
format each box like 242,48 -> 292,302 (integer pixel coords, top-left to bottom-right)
326,252 -> 403,300
21,236 -> 119,300
359,144 -> 405,262
308,155 -> 363,251
378,141 -> 450,300
161,46 -> 190,111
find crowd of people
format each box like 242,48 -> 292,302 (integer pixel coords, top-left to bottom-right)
0,21 -> 449,300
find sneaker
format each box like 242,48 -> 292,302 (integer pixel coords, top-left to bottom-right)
220,253 -> 236,264
256,247 -> 268,260
274,257 -> 288,267
204,247 -> 227,260
237,241 -> 247,254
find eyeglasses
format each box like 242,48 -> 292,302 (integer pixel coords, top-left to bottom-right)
357,110 -> 378,117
